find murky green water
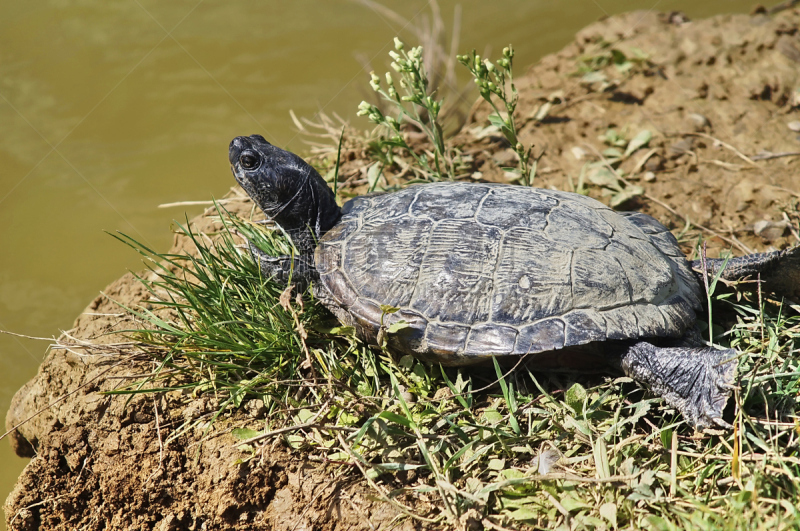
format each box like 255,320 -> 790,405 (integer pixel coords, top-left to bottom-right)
0,0 -> 757,525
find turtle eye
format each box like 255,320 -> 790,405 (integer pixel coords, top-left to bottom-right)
239,151 -> 260,170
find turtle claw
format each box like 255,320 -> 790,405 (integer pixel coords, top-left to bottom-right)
711,417 -> 733,430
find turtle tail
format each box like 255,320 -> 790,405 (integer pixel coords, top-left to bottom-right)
691,245 -> 800,300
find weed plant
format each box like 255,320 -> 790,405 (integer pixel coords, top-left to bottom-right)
357,38 -> 451,185
457,47 -> 537,185
357,40 -> 537,188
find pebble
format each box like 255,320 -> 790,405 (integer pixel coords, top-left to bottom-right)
644,155 -> 664,172
687,113 -> 710,131
753,220 -> 789,241
400,391 -> 416,404
571,146 -> 587,160
492,149 -> 519,166
788,121 -> 800,132
245,399 -> 267,419
643,171 -> 656,182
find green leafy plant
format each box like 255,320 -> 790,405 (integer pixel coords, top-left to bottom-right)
458,46 -> 537,186
576,44 -> 652,92
357,38 -> 450,184
357,42 -> 536,187
581,128 -> 651,206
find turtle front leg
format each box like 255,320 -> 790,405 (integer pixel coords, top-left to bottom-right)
247,242 -> 318,291
618,341 -> 737,430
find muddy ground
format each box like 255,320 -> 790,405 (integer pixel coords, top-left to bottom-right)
5,8 -> 800,531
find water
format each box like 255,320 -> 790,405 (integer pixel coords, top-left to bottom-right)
0,0 -> 757,525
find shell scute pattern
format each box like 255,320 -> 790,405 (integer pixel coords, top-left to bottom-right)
343,215 -> 431,309
601,306 -> 642,340
410,219 -> 501,322
490,228 -> 573,323
358,192 -> 414,224
563,309 -> 608,345
409,184 -> 487,220
476,187 -> 553,229
465,323 -> 518,356
424,322 -> 471,359
316,182 -> 702,360
632,304 -> 670,336
513,319 -> 567,355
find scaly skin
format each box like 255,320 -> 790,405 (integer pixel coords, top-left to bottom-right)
692,247 -> 800,301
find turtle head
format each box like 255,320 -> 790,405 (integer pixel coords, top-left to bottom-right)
229,135 -> 341,249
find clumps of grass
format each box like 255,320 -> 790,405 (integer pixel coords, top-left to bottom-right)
111,201 -> 800,529
108,208 -> 344,420
575,42 -> 652,92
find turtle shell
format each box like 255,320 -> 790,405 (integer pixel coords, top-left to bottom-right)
314,182 -> 702,365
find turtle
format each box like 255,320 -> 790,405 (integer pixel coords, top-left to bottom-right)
229,134 -> 800,429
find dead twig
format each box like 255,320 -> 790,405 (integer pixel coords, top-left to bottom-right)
159,198 -> 241,209
684,132 -> 758,167
749,151 -> 800,162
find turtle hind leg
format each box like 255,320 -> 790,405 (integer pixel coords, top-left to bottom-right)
692,245 -> 800,299
618,341 -> 737,429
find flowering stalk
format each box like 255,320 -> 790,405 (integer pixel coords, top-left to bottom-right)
357,38 -> 449,181
458,46 -> 535,185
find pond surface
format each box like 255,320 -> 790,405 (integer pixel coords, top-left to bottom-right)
0,0 -> 757,525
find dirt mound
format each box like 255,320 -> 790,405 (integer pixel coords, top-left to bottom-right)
4,202 -> 418,531
5,8 -> 800,530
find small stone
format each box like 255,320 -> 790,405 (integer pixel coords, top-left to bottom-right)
687,113 -> 709,131
643,171 -> 656,182
644,155 -> 664,172
492,149 -> 519,166
400,391 -> 416,404
668,137 -> 694,158
571,146 -> 587,160
753,220 -> 789,241
788,121 -> 800,132
245,399 -> 267,419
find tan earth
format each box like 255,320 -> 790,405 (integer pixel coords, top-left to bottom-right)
4,8 -> 800,530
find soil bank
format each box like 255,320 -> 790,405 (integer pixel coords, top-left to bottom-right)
5,8 -> 800,530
